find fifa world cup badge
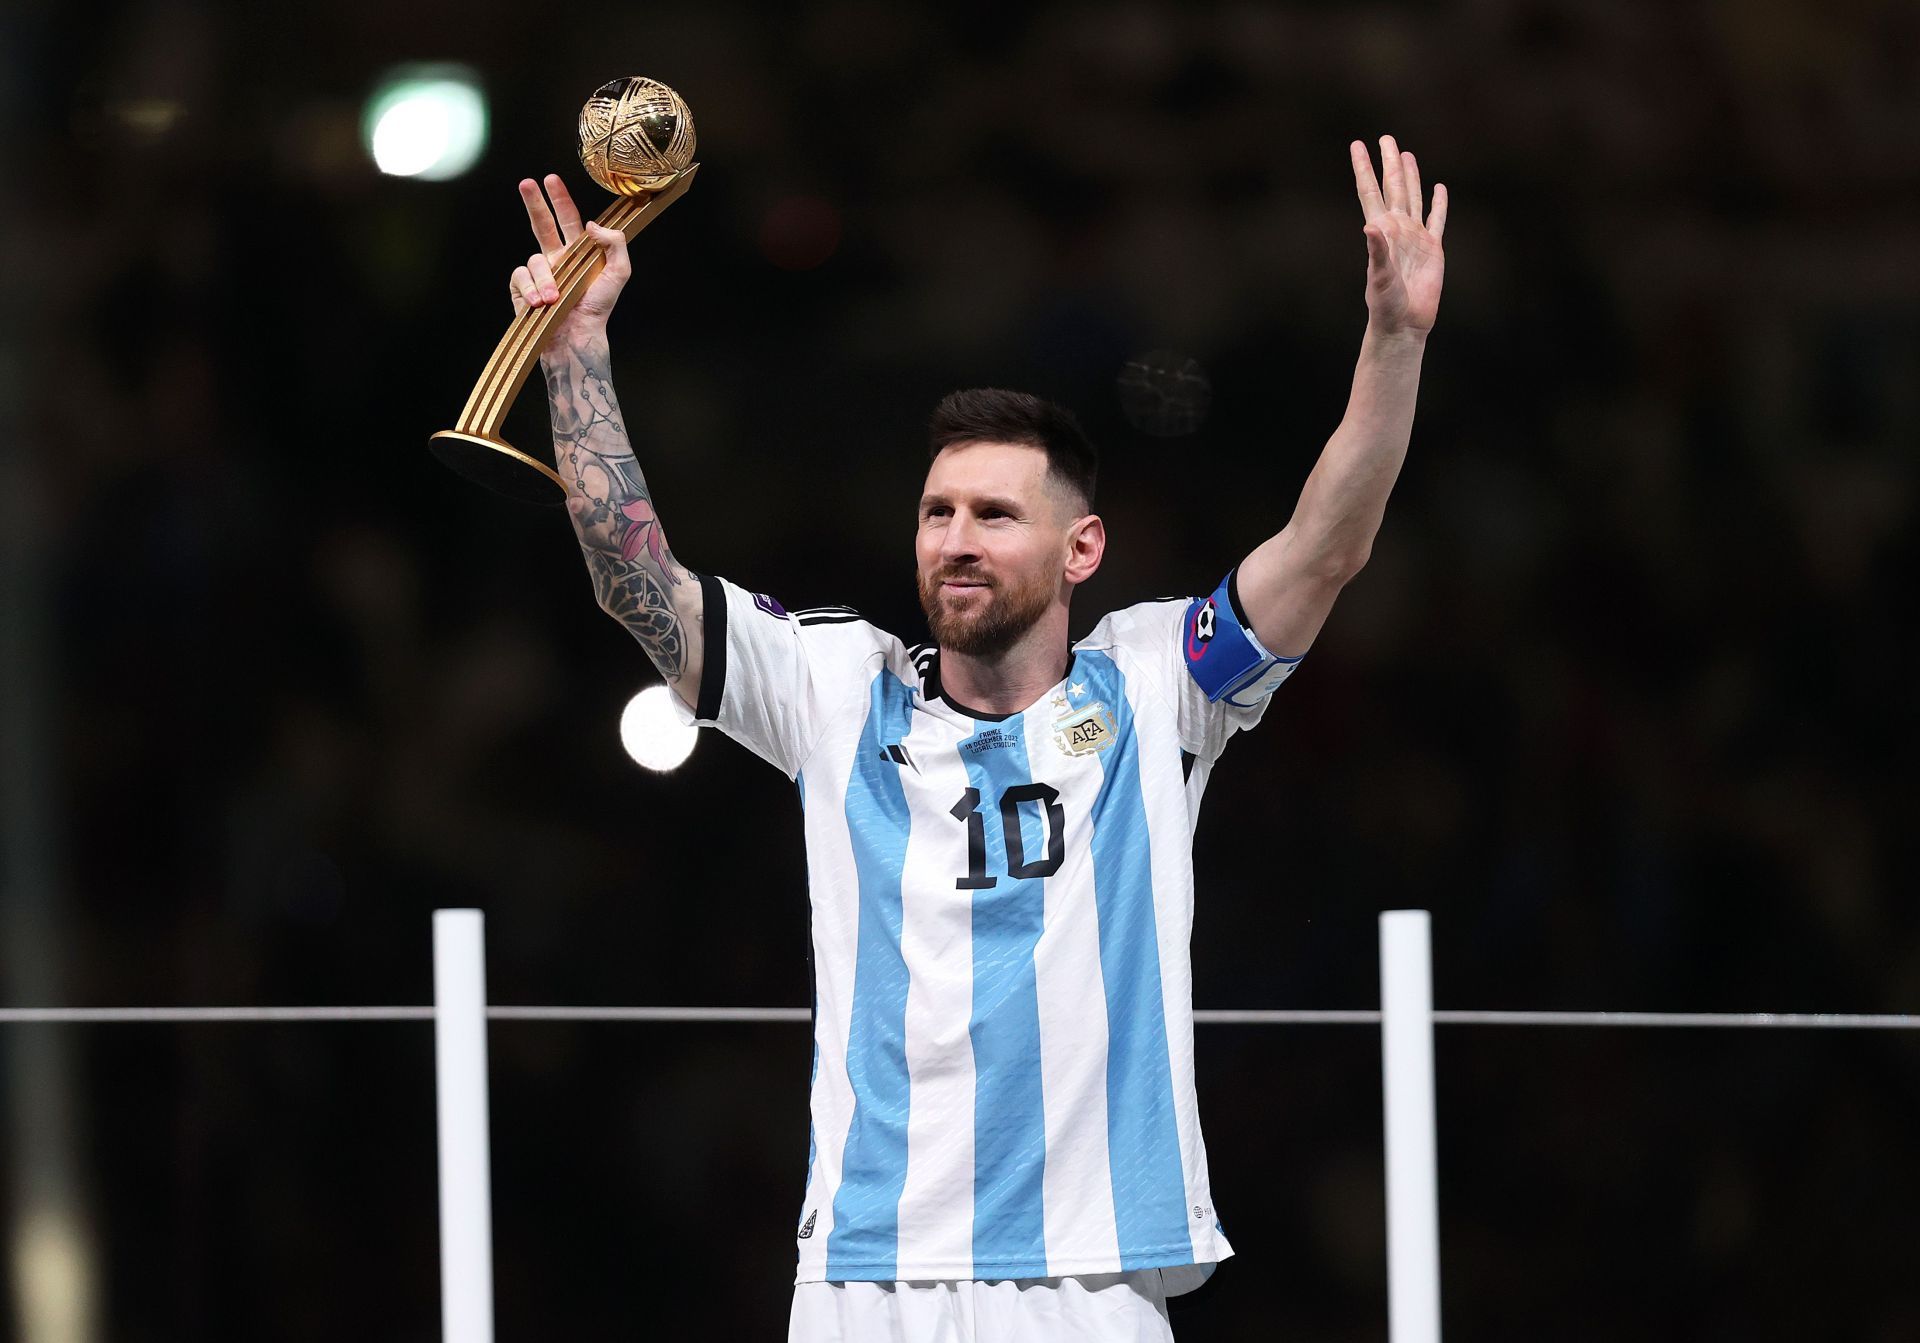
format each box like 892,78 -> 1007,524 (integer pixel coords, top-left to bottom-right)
1051,688 -> 1117,757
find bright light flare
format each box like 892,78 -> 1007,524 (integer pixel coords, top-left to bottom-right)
620,686 -> 698,772
363,67 -> 488,180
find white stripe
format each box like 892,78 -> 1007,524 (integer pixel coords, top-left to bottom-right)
892,712 -> 978,1269
1024,706 -> 1123,1273
1128,664 -> 1231,1262
794,726 -> 867,1280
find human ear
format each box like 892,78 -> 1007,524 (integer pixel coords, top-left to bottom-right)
1064,513 -> 1105,586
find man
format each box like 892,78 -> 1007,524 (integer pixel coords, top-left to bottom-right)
510,135 -> 1446,1340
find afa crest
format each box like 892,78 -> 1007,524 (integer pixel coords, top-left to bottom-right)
1051,692 -> 1117,757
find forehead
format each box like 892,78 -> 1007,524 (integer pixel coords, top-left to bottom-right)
922,440 -> 1050,500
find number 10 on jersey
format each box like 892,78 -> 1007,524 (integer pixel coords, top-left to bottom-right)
950,785 -> 1066,889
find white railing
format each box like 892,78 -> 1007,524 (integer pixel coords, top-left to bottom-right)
5,908 -> 1918,1343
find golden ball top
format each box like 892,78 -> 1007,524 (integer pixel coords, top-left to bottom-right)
578,77 -> 696,196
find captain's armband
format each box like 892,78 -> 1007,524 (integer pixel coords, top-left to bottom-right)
1180,570 -> 1302,708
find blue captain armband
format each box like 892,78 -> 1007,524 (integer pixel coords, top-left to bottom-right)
1181,570 -> 1303,707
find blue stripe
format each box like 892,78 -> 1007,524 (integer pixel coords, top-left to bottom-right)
1079,650 -> 1194,1265
825,672 -> 917,1276
962,712 -> 1050,1274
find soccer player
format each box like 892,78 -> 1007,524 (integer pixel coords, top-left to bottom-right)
509,134 -> 1446,1340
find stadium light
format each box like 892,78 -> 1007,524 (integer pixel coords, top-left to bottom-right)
620,686 -> 698,772
364,66 -> 488,181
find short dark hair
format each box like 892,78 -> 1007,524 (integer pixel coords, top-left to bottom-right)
928,388 -> 1098,511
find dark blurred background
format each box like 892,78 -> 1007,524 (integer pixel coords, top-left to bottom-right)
2,0 -> 1917,1338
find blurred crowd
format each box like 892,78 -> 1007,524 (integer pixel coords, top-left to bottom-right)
3,0 -> 1916,1338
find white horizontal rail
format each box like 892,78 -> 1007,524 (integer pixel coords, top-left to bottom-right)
0,1007 -> 438,1023
1434,1010 -> 1920,1029
490,1006 -> 811,1022
1,1007 -> 1917,1028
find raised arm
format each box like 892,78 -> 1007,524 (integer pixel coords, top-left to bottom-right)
1235,135 -> 1448,657
512,173 -> 706,707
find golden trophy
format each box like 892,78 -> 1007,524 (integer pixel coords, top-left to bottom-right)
429,77 -> 698,502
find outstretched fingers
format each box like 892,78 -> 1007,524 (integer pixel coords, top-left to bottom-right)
1350,140 -> 1385,222
1353,137 -> 1448,242
544,174 -> 584,246
1379,135 -> 1405,213
519,177 -> 564,255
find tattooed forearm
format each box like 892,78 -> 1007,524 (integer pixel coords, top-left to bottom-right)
591,556 -> 686,677
542,333 -> 703,685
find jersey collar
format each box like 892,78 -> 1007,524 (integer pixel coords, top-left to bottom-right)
918,647 -> 1081,723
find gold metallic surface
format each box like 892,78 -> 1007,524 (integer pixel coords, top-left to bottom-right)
578,77 -> 696,196
428,431 -> 567,501
428,161 -> 698,501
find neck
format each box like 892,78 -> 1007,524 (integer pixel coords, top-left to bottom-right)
937,606 -> 1072,716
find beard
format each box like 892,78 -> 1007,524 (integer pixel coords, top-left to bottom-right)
917,563 -> 1055,658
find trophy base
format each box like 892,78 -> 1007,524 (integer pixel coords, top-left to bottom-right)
428,431 -> 566,505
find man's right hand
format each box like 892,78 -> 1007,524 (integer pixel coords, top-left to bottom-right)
525,171 -> 704,702
511,173 -> 632,350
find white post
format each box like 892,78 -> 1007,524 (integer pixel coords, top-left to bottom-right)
1380,910 -> 1441,1343
433,910 -> 495,1343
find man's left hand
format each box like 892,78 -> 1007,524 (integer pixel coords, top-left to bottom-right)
1350,134 -> 1447,337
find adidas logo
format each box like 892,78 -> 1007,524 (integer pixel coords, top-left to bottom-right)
798,1209 -> 817,1240
878,744 -> 916,771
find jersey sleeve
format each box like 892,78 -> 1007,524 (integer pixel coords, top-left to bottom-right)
670,575 -> 885,778
1086,568 -> 1303,761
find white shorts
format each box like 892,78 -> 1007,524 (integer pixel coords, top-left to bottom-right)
789,1270 -> 1176,1342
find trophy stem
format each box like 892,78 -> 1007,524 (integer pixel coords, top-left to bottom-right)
459,192 -> 643,434
429,164 -> 700,502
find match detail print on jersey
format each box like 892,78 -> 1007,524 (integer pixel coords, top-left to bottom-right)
671,576 -> 1301,1288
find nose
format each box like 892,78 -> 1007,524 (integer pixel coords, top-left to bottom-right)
940,512 -> 982,565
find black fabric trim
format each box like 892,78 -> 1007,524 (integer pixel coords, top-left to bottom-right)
695,572 -> 727,721
937,692 -> 1019,722
933,648 -> 1078,722
796,613 -> 865,627
1224,566 -> 1249,629
1181,749 -> 1197,782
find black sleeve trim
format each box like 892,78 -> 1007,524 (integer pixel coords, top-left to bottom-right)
695,572 -> 728,721
1225,566 -> 1249,629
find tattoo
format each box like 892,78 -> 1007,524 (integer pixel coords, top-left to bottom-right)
591,556 -> 685,675
543,337 -> 696,679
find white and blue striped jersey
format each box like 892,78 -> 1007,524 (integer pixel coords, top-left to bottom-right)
677,573 -> 1300,1287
